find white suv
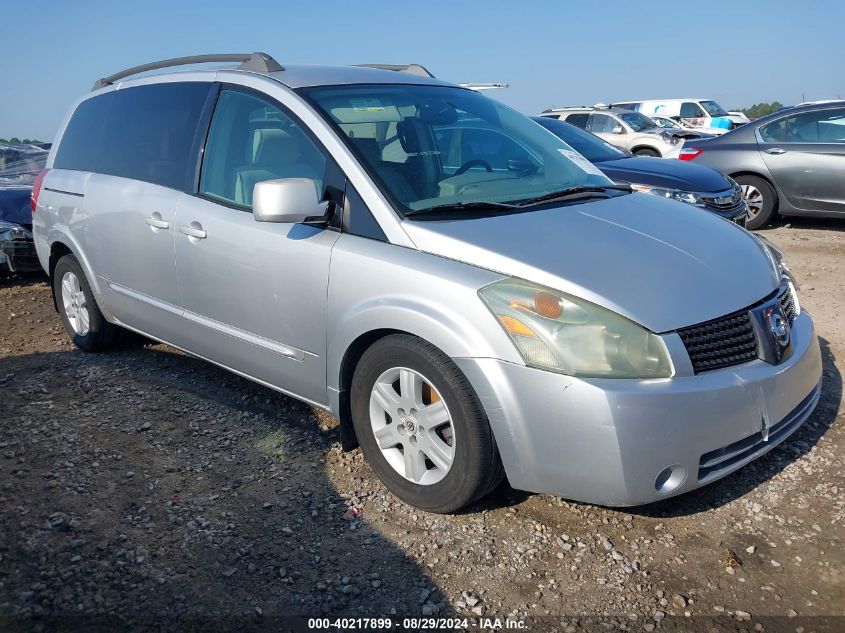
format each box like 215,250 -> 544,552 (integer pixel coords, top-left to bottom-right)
539,107 -> 701,158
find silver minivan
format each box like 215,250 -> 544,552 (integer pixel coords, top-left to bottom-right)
33,53 -> 822,512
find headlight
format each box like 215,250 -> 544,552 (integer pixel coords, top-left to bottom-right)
752,235 -> 801,314
630,184 -> 704,206
479,278 -> 673,378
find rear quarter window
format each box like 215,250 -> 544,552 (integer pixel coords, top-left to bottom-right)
54,82 -> 211,190
53,92 -> 115,173
563,113 -> 589,129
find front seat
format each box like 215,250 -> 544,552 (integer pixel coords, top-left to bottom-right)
233,128 -> 321,206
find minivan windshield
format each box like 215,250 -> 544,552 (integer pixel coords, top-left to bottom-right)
531,116 -> 627,163
616,111 -> 659,132
300,84 -> 617,215
701,100 -> 729,117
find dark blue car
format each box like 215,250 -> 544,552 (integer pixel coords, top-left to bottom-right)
531,116 -> 747,226
0,146 -> 45,273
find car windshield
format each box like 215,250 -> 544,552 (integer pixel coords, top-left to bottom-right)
616,111 -> 658,132
300,84 -> 614,214
701,100 -> 729,117
531,117 -> 626,163
652,117 -> 681,129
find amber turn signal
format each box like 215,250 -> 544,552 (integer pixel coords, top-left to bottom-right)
533,291 -> 562,319
498,315 -> 535,337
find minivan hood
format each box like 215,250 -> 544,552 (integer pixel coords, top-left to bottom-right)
402,193 -> 779,332
596,156 -> 731,192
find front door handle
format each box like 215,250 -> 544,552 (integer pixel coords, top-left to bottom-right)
765,147 -> 787,155
145,213 -> 170,230
179,223 -> 207,239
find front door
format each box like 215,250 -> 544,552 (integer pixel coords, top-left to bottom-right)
588,113 -> 626,149
758,107 -> 845,214
174,87 -> 340,405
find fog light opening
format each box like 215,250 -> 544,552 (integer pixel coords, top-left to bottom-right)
654,465 -> 687,494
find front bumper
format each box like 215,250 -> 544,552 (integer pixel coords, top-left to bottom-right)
703,200 -> 747,226
0,237 -> 40,272
699,201 -> 748,228
455,311 -> 822,506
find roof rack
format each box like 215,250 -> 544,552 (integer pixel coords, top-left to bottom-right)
353,63 -> 435,78
91,52 -> 283,91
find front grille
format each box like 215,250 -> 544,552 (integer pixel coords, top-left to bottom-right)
678,311 -> 759,373
701,187 -> 743,212
697,383 -> 820,481
778,285 -> 797,325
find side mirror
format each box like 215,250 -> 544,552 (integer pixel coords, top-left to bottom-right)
612,125 -> 625,134
252,178 -> 330,224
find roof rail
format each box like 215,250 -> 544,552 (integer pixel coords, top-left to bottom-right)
459,83 -> 509,91
91,52 -> 283,91
353,63 -> 435,78
542,106 -> 591,112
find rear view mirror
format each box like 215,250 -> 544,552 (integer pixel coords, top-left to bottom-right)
508,159 -> 539,174
612,125 -> 625,134
252,178 -> 330,224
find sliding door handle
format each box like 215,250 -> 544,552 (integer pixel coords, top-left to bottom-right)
179,224 -> 207,239
145,214 -> 170,230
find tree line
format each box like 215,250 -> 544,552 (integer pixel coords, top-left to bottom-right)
1,138 -> 45,145
731,102 -> 785,120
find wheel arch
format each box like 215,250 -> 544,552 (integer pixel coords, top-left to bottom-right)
47,240 -> 75,311
46,233 -> 109,316
48,241 -> 73,280
730,171 -> 781,215
330,299 -> 520,451
631,145 -> 662,157
334,328 -> 408,450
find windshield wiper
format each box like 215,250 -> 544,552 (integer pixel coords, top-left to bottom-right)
516,184 -> 632,208
405,200 -> 520,216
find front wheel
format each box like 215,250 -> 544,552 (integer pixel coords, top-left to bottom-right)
736,175 -> 778,230
350,334 -> 504,513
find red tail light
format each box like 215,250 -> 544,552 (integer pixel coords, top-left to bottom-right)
678,148 -> 703,161
31,168 -> 50,213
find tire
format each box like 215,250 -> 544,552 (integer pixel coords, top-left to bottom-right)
351,334 -> 504,513
633,148 -> 660,157
735,175 -> 777,230
52,254 -> 119,352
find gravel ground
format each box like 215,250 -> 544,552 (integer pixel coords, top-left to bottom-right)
1,219 -> 843,632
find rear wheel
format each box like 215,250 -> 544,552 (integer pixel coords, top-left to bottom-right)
351,334 -> 504,513
633,147 -> 660,157
736,175 -> 777,230
52,254 -> 119,352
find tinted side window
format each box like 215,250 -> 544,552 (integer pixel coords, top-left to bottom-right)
54,83 -> 210,190
564,113 -> 589,129
54,93 -> 116,172
101,83 -> 210,189
200,89 -> 328,207
760,108 -> 845,143
680,102 -> 704,118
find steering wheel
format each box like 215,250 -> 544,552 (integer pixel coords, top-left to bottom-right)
454,159 -> 492,176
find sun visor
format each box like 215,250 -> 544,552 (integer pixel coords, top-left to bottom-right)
326,98 -> 401,124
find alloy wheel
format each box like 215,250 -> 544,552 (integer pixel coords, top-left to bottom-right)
741,184 -> 764,220
61,271 -> 90,335
368,367 -> 455,485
